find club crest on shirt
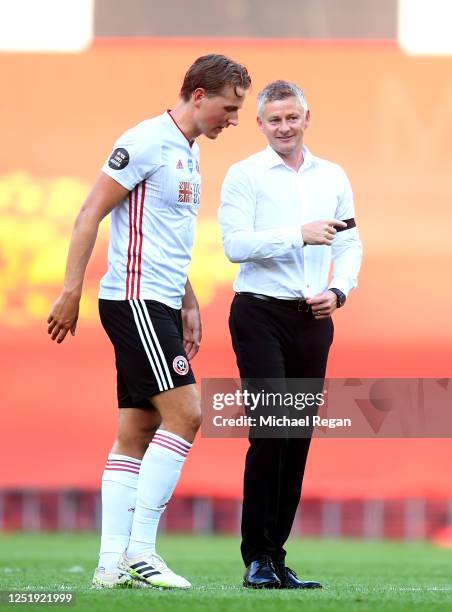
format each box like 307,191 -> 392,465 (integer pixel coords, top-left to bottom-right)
177,181 -> 200,206
196,159 -> 200,173
173,356 -> 189,375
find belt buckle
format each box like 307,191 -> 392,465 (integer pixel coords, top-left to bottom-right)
298,298 -> 309,312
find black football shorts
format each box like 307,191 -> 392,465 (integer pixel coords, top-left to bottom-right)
99,298 -> 196,408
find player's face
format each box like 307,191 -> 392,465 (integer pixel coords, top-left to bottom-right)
194,85 -> 246,139
257,97 -> 310,158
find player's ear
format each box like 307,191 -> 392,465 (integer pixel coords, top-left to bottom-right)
304,109 -> 311,129
257,115 -> 264,132
192,88 -> 207,106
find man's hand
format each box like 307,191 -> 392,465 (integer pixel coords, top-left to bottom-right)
47,291 -> 81,343
182,305 -> 202,361
306,290 -> 338,320
301,219 -> 347,246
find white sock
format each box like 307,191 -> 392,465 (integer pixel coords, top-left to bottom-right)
127,429 -> 191,558
98,453 -> 141,572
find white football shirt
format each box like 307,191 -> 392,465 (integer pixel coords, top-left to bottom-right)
99,111 -> 201,308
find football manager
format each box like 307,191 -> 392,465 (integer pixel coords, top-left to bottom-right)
219,79 -> 362,589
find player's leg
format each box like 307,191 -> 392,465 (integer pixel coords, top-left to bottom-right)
108,299 -> 199,588
112,403 -> 162,457
93,368 -> 163,588
128,385 -> 200,560
93,404 -> 162,588
93,298 -> 166,588
122,384 -> 200,588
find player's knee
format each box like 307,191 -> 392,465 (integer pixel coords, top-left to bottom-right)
175,401 -> 202,434
186,406 -> 202,433
117,425 -> 155,454
138,427 -> 156,448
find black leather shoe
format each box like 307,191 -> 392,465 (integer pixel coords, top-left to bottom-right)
243,557 -> 281,589
276,566 -> 322,589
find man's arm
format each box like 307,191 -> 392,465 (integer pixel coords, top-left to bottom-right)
219,165 -> 346,263
181,278 -> 202,361
47,173 -> 129,343
328,170 -> 362,296
307,170 -> 363,320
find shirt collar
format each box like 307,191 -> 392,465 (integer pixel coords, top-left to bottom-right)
264,144 -> 316,171
165,110 -> 195,148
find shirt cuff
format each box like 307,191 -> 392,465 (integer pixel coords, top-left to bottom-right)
328,278 -> 351,297
287,226 -> 304,248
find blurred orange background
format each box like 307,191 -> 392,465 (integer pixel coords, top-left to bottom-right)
1,40 -> 451,497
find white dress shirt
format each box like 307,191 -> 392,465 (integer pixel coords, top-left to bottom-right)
219,145 -> 362,299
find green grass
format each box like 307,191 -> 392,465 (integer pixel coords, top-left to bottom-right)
1,534 -> 452,611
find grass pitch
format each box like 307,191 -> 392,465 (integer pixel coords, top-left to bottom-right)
0,534 -> 451,611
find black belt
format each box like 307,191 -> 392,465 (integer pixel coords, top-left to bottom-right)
237,292 -> 311,312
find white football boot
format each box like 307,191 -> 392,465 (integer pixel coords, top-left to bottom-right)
91,566 -> 142,589
118,551 -> 191,589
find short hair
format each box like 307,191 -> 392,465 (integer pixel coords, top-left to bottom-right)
257,80 -> 308,117
180,54 -> 251,101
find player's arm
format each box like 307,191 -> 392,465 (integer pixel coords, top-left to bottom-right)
47,173 -> 129,343
182,278 -> 202,360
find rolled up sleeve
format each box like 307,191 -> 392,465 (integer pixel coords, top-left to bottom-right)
329,170 -> 363,296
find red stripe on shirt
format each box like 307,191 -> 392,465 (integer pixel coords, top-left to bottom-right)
130,185 -> 139,299
125,191 -> 134,300
136,181 -> 146,298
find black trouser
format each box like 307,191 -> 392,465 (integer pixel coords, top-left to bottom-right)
229,293 -> 334,567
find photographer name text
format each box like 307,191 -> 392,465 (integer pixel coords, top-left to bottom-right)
212,415 -> 352,429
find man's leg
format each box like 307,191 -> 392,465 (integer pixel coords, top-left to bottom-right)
229,295 -> 289,583
241,437 -> 287,565
272,436 -> 312,566
94,405 -> 161,588
122,384 -> 201,588
97,298 -> 198,588
272,314 -> 333,584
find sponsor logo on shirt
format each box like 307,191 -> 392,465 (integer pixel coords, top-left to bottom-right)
173,356 -> 189,375
176,159 -> 184,169
178,181 -> 200,206
108,147 -> 129,170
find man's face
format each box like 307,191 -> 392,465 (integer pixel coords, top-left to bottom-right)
257,96 -> 310,157
193,85 -> 246,139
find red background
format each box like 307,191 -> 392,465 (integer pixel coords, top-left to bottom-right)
1,40 -> 451,498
